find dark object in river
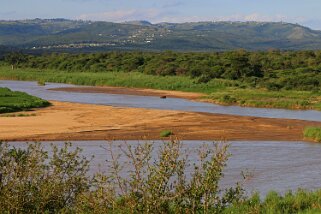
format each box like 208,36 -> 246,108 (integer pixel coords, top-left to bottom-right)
160,96 -> 167,99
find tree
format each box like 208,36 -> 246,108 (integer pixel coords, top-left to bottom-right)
4,52 -> 27,70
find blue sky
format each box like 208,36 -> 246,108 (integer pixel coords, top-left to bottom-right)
2,0 -> 321,29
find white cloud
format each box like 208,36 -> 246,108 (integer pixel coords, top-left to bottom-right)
77,10 -> 292,23
77,9 -> 163,22
76,10 -> 321,29
210,13 -> 289,23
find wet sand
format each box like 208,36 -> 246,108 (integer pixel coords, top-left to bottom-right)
0,101 -> 319,142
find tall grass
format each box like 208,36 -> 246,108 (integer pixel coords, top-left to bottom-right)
2,66 -> 321,110
208,88 -> 321,110
0,66 -> 231,94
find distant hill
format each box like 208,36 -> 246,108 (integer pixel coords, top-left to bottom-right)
123,20 -> 153,26
1,19 -> 321,51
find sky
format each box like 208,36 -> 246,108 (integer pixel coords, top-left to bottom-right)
2,0 -> 321,29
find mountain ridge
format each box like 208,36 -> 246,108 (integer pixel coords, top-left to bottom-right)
1,19 -> 321,52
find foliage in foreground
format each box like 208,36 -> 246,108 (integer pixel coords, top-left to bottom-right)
0,87 -> 50,113
1,140 -> 321,213
0,140 -> 244,213
304,127 -> 321,142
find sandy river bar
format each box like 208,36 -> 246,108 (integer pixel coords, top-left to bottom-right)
0,101 -> 319,142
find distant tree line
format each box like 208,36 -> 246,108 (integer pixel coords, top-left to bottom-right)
3,50 -> 321,91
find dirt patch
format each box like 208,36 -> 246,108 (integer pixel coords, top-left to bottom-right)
0,101 -> 319,142
50,86 -> 204,100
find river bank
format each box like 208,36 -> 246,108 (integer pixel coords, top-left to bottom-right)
1,67 -> 321,111
1,101 -> 320,142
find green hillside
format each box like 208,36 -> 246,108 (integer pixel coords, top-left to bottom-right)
1,19 -> 321,51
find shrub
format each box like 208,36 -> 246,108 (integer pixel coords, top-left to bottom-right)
0,142 -> 90,213
303,127 -> 321,142
76,140 -> 243,213
160,130 -> 173,137
37,79 -> 46,86
220,95 -> 237,104
0,140 -> 244,213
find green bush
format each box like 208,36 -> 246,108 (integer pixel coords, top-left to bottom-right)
220,95 -> 237,104
37,79 -> 46,86
0,142 -> 90,213
160,130 -> 173,137
0,140 -> 245,213
304,127 -> 321,142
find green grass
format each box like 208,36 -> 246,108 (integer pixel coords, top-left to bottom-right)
303,127 -> 321,142
1,66 -> 321,111
160,130 -> 173,137
0,87 -> 50,113
224,190 -> 321,214
208,88 -> 321,110
0,66 -> 232,94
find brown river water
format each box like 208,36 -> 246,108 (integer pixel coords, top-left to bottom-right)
8,140 -> 321,197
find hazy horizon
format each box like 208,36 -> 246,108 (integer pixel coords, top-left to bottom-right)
2,0 -> 321,30
1,18 -> 318,31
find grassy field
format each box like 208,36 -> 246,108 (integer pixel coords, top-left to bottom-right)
0,87 -> 50,113
1,66 -> 321,110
